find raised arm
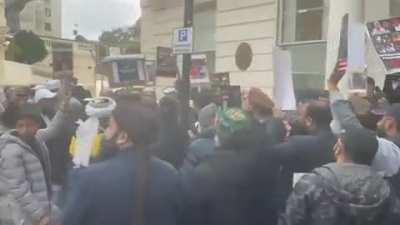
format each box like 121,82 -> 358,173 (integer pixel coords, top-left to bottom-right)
37,98 -> 82,142
328,61 -> 363,131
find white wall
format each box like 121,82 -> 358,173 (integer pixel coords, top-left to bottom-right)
215,0 -> 277,94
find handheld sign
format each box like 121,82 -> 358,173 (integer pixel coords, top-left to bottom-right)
329,14 -> 349,84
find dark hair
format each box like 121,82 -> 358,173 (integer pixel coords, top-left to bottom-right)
192,88 -> 214,110
159,95 -> 180,121
341,126 -> 378,165
248,87 -> 275,117
17,103 -> 42,125
112,95 -> 159,148
111,95 -> 160,225
305,100 -> 332,128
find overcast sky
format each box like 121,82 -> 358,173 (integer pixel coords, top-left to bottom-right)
62,0 -> 141,40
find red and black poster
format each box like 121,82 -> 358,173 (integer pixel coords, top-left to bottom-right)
367,17 -> 400,72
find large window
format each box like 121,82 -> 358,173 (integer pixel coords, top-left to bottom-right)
45,8 -> 52,17
279,0 -> 328,44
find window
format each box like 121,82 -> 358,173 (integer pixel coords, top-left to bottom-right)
45,8 -> 52,17
279,0 -> 328,44
391,0 -> 400,17
44,23 -> 52,31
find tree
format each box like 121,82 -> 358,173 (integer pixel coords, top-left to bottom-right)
5,0 -> 35,33
98,18 -> 141,54
5,30 -> 48,64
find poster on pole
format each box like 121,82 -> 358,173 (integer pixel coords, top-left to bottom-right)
190,54 -> 209,85
367,17 -> 400,72
273,48 -> 296,111
156,47 -> 178,77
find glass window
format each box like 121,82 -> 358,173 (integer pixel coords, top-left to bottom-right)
280,0 -> 327,44
45,23 -> 52,31
289,43 -> 327,92
45,8 -> 52,17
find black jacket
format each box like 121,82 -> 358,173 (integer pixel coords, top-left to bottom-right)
275,129 -> 336,172
274,129 -> 337,211
280,163 -> 400,225
63,149 -> 181,225
182,148 -> 280,225
251,117 -> 286,148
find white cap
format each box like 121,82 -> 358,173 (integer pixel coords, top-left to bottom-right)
45,80 -> 61,92
34,89 -> 57,103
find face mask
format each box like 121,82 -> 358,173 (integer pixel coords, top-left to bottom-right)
100,133 -> 120,158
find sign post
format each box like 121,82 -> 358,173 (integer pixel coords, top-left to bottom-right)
177,0 -> 194,132
173,27 -> 193,55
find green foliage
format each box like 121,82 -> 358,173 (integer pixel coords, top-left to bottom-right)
98,18 -> 141,53
5,31 -> 48,64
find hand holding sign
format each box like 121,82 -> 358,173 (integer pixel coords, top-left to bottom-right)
328,14 -> 349,91
328,59 -> 348,91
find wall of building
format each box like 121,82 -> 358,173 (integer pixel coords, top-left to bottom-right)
141,0 -> 183,60
20,0 -> 62,38
0,0 -> 7,85
215,0 -> 277,94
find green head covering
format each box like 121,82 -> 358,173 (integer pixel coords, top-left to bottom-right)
217,108 -> 251,141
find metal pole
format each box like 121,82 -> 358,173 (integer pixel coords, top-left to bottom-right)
179,0 -> 194,132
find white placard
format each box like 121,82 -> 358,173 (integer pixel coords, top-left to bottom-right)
273,48 -> 297,111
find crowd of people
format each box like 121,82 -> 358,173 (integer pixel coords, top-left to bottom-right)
0,63 -> 400,225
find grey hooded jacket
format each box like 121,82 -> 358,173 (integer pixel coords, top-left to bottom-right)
280,163 -> 400,225
330,90 -> 400,177
0,111 -> 67,225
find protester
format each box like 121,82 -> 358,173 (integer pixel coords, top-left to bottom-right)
63,94 -> 181,225
280,125 -> 400,225
181,103 -> 217,172
274,99 -> 337,212
33,84 -> 83,208
182,108 -> 280,225
244,87 -> 286,147
69,97 -> 117,166
1,87 -> 30,130
0,90 -> 76,225
377,103 -> 400,146
70,77 -> 92,105
34,88 -> 58,127
152,95 -> 188,168
328,63 -> 400,178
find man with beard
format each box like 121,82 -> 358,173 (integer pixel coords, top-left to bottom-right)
377,103 -> 400,147
280,126 -> 400,225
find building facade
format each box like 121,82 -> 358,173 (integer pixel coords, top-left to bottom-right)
141,0 -> 400,98
31,36 -> 97,94
20,0 -> 62,38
